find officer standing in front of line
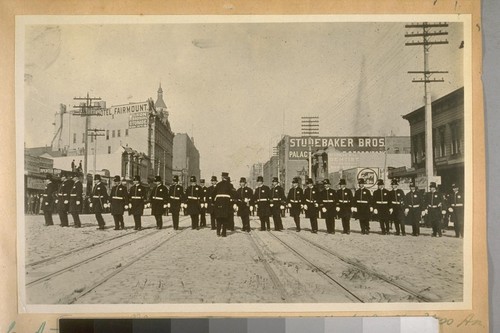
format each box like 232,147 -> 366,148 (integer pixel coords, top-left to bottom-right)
252,175 -> 272,231
150,175 -> 169,229
41,174 -> 57,226
353,178 -> 372,235
110,175 -> 128,230
169,175 -> 184,230
320,179 -> 337,234
422,181 -> 445,237
207,176 -> 217,230
199,179 -> 208,228
129,175 -> 147,230
214,172 -> 232,237
388,179 -> 406,236
287,177 -> 303,232
184,176 -> 203,230
336,179 -> 353,234
56,173 -> 73,227
90,174 -> 109,230
303,178 -> 319,233
236,177 -> 253,232
69,172 -> 83,228
270,177 -> 285,231
446,183 -> 464,238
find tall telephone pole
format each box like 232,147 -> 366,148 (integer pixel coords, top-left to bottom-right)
405,22 -> 448,190
87,128 -> 105,176
71,93 -> 102,178
301,116 -> 319,179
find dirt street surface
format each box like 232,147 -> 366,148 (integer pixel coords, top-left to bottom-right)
23,213 -> 463,304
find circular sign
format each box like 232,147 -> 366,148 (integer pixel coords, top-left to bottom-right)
356,168 -> 379,188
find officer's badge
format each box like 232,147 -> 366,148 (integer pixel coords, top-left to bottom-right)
458,195 -> 461,199
434,195 -> 438,198
139,189 -> 141,192
414,194 -> 417,198
262,190 -> 264,193
159,189 -> 163,192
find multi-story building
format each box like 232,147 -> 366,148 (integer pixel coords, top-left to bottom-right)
397,87 -> 464,191
248,163 -> 264,189
172,133 -> 201,188
263,156 -> 279,185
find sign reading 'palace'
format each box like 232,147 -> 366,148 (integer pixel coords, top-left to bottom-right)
288,136 -> 386,159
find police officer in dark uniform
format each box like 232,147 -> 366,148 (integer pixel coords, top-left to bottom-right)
214,172 -> 232,237
388,179 -> 406,236
287,177 -> 303,232
110,175 -> 128,230
353,178 -> 373,235
169,175 -> 184,230
303,178 -> 319,233
236,177 -> 253,232
227,176 -> 237,231
422,182 -> 445,237
42,174 -> 57,226
149,175 -> 169,229
252,176 -> 272,231
56,173 -> 73,227
90,174 -> 109,230
270,177 -> 285,231
336,179 -> 353,234
129,175 -> 147,230
199,179 -> 208,228
372,179 -> 391,235
207,176 -> 217,230
404,182 -> 423,236
184,176 -> 203,230
69,173 -> 83,228
320,179 -> 337,234
446,183 -> 464,238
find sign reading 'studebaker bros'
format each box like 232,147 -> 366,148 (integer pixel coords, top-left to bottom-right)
288,136 -> 386,159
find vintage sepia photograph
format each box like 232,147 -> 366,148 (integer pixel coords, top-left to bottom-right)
17,15 -> 471,313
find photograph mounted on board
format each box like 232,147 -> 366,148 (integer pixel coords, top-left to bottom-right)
17,15 -> 472,313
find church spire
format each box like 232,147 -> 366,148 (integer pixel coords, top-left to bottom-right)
155,82 -> 167,110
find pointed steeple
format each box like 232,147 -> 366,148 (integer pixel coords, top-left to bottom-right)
155,82 -> 167,110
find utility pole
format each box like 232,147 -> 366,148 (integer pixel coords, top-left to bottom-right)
87,128 -> 105,177
405,22 -> 448,190
273,146 -> 280,182
301,116 -> 319,179
72,93 -> 102,178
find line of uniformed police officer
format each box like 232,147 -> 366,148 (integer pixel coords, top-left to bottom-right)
39,171 -> 464,238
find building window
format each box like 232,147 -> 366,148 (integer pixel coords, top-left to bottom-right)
73,133 -> 76,144
112,130 -> 115,138
450,122 -> 461,155
125,129 -> 129,136
106,130 -> 109,140
438,126 -> 446,157
108,146 -> 111,154
117,129 -> 121,137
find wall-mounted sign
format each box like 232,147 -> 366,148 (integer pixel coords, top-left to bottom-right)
128,112 -> 149,129
288,136 -> 386,159
356,168 -> 379,189
100,101 -> 151,117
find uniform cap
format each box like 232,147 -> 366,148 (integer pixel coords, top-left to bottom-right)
409,182 -> 416,187
272,177 -> 279,183
173,175 -> 179,182
306,178 -> 314,184
190,176 -> 197,182
221,172 -> 229,177
94,174 -> 101,181
133,175 -> 141,181
391,179 -> 399,186
200,179 -> 205,184
211,176 -> 218,182
154,175 -> 162,182
452,183 -> 458,188
240,177 -> 247,183
358,178 -> 365,185
257,176 -> 264,182
376,179 -> 384,186
45,173 -> 53,180
113,175 -> 121,182
430,182 -> 437,188
292,177 -> 299,184
323,179 -> 331,185
339,179 -> 346,185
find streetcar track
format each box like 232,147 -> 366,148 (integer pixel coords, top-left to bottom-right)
26,217 -> 191,287
67,228 -> 190,304
246,230 -> 289,302
262,230 -> 365,303
290,232 -> 437,302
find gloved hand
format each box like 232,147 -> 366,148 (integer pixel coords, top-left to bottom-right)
336,207 -> 340,212
303,205 -> 308,210
45,202 -> 49,206
448,207 -> 454,213
146,203 -> 151,208
287,203 -> 292,208
163,204 -> 167,209
280,205 -> 285,210
351,207 -> 355,212
421,210 -> 426,217
404,208 -> 409,216
389,208 -> 393,214
64,200 -> 68,204
182,203 -> 187,209
425,209 -> 428,215
321,207 -> 327,213
233,204 -> 238,211
76,201 -> 80,205
314,203 -> 318,208
250,206 -> 254,212
89,203 -> 93,208
244,198 -> 250,203
441,210 -> 447,215
373,208 -> 378,214
103,203 -> 109,209
369,207 -> 373,213
55,199 -> 59,204
167,203 -> 171,208
270,203 -> 274,208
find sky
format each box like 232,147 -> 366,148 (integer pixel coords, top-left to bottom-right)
23,18 -> 465,180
